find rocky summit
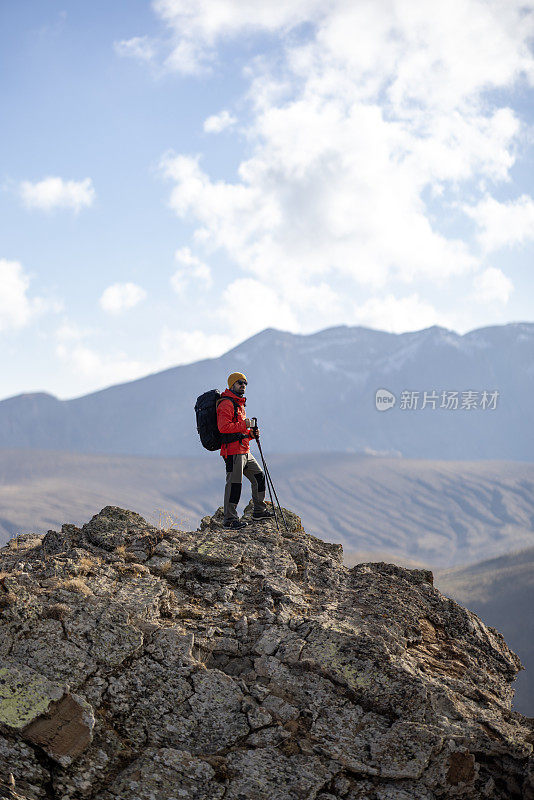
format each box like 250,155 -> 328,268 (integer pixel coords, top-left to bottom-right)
0,505 -> 533,800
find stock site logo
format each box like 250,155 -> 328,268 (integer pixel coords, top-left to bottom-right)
375,388 -> 396,411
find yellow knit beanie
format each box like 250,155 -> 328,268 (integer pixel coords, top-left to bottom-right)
227,371 -> 247,389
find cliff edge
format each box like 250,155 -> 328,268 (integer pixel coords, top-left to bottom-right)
0,504 -> 532,800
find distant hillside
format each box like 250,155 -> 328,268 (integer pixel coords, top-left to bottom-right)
437,547 -> 534,715
1,448 -> 532,568
0,321 -> 533,459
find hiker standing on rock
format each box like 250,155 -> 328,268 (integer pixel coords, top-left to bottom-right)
217,372 -> 275,529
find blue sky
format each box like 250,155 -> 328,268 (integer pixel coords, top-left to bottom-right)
1,0 -> 533,400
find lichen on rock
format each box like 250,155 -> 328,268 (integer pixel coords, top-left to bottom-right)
0,502 -> 532,799
0,660 -> 94,767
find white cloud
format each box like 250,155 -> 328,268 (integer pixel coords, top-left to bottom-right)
464,194 -> 534,252
53,319 -> 153,390
156,0 -> 534,316
55,322 -> 83,344
150,0 -> 534,92
55,342 -> 149,388
171,247 -> 212,293
311,1 -> 534,112
99,282 -> 147,313
53,319 -> 233,389
0,259 -> 60,332
203,110 -> 237,133
19,177 -> 95,213
352,293 -> 454,333
160,275 -> 301,364
114,35 -> 156,62
160,131 -> 478,304
159,326 -> 233,364
164,38 -> 208,75
219,278 -> 299,338
152,0 -> 326,74
141,0 -> 534,336
165,277 -> 306,365
472,267 -> 513,304
54,320 -> 97,345
0,259 -> 34,331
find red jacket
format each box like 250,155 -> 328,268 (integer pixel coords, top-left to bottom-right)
216,389 -> 254,457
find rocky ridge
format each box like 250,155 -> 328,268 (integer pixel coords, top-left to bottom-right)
0,504 -> 533,800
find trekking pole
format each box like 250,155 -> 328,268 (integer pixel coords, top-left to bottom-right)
251,418 -> 288,534
261,456 -> 289,533
251,418 -> 280,533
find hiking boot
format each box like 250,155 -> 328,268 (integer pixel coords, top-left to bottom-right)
252,509 -> 276,521
223,519 -> 248,529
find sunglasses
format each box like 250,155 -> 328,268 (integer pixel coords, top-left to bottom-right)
236,380 -> 247,386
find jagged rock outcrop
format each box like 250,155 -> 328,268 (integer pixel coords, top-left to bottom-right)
0,503 -> 533,800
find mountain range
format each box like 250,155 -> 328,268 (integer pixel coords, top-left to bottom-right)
1,321 -> 533,460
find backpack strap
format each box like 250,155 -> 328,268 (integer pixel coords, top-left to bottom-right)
216,397 -> 245,443
216,396 -> 239,417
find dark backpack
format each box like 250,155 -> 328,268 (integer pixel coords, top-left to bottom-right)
194,390 -> 243,451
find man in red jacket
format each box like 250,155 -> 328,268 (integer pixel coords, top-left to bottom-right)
217,371 -> 275,529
